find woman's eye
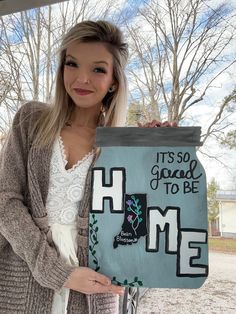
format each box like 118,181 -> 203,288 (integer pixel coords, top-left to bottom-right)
65,61 -> 77,68
94,67 -> 106,74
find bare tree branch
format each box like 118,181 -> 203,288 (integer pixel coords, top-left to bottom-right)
125,0 -> 235,141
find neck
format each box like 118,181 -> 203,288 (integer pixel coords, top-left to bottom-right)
69,104 -> 101,129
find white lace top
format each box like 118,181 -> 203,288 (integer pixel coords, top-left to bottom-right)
46,136 -> 94,314
46,136 -> 94,225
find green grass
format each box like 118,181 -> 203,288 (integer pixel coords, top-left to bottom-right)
208,237 -> 236,253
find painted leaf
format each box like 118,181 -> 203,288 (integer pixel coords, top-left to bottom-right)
92,235 -> 97,241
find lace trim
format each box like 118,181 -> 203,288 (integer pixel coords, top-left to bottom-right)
58,135 -> 94,172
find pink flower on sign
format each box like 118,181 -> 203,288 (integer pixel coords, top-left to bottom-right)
127,215 -> 133,222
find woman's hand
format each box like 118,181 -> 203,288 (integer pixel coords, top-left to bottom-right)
137,119 -> 178,128
63,267 -> 124,295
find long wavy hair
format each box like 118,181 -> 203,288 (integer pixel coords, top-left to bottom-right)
33,20 -> 129,146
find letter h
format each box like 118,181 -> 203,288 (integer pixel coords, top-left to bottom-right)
91,167 -> 126,213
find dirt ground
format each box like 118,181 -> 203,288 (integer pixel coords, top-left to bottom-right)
137,251 -> 236,314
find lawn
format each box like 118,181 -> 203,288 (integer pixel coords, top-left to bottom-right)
208,237 -> 236,253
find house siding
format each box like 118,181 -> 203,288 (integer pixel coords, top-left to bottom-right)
216,189 -> 236,239
219,202 -> 236,238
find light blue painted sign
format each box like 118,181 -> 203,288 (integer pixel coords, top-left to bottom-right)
89,127 -> 208,288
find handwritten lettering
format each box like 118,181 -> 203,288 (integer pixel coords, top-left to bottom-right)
150,160 -> 202,190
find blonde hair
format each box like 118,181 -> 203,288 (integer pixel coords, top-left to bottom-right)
33,20 -> 129,146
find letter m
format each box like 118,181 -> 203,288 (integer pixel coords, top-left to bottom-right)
146,206 -> 180,254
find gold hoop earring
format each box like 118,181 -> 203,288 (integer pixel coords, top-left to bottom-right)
100,105 -> 106,113
98,108 -> 106,126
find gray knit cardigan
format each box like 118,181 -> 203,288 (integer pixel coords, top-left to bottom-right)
0,102 -> 118,313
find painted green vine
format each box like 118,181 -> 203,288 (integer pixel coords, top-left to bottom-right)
89,213 -> 100,271
126,195 -> 143,235
112,276 -> 143,287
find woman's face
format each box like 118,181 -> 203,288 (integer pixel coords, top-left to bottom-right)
63,42 -> 115,111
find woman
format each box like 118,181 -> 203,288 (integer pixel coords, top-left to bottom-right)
0,19 -> 175,314
0,20 -> 128,314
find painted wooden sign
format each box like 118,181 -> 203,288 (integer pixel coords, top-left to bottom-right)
89,127 -> 208,288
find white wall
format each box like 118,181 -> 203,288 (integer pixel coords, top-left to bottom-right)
219,201 -> 236,237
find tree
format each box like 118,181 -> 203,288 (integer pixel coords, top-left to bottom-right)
219,89 -> 236,149
220,130 -> 236,149
126,102 -> 145,126
125,0 -> 236,144
0,6 -> 61,132
207,178 -> 220,237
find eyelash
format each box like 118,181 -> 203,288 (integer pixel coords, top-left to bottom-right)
64,60 -> 106,74
64,60 -> 77,68
94,67 -> 106,74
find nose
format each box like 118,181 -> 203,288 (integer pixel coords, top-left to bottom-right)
75,68 -> 90,84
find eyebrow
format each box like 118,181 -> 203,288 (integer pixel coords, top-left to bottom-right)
94,61 -> 109,66
65,54 -> 109,66
65,54 -> 77,60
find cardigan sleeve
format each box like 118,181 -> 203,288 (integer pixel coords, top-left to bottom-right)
0,103 -> 75,292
